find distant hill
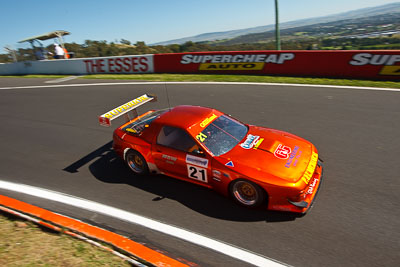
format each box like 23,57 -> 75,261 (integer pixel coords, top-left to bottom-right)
152,2 -> 400,45
217,11 -> 400,46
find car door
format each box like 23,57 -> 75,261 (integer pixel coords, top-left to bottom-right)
152,125 -> 212,186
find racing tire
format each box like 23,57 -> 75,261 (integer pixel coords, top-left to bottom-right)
125,150 -> 149,175
229,179 -> 266,207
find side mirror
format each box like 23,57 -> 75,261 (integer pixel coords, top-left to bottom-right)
192,148 -> 205,156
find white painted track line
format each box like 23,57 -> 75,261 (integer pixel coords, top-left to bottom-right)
0,81 -> 399,92
44,76 -> 80,83
0,180 -> 288,267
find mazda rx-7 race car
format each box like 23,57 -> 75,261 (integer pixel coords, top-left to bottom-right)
99,94 -> 323,213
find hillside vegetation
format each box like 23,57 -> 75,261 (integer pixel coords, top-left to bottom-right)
212,12 -> 400,49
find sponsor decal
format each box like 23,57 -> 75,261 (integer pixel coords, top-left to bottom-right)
180,53 -> 295,71
253,138 -> 264,150
211,170 -> 229,180
307,177 -> 319,195
200,114 -> 218,127
240,134 -> 260,149
225,161 -> 234,167
285,146 -> 300,168
349,53 -> 400,76
186,154 -> 208,168
274,144 -> 292,159
162,154 -> 177,164
301,152 -> 318,184
162,154 -> 177,161
212,170 -> 221,179
293,151 -> 302,167
102,95 -> 151,120
125,128 -> 137,133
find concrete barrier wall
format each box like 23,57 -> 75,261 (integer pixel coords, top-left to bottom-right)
0,62 -> 21,75
1,51 -> 399,80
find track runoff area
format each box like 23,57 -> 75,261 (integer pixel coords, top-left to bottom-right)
0,78 -> 400,266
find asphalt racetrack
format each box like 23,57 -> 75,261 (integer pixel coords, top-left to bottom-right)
0,77 -> 399,266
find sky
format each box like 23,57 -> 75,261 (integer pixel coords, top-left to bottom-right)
0,0 -> 398,51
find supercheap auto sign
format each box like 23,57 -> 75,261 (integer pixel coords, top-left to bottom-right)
154,51 -> 399,80
349,53 -> 400,76
154,51 -> 295,75
181,53 -> 295,71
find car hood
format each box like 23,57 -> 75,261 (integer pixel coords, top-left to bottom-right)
215,125 -> 315,183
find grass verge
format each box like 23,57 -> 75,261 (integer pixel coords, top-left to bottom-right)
1,74 -> 399,89
0,213 -> 130,267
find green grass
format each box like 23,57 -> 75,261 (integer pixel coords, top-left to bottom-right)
1,73 -> 399,89
361,44 -> 400,49
0,214 -> 131,267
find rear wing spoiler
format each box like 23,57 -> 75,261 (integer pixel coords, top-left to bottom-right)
98,94 -> 157,127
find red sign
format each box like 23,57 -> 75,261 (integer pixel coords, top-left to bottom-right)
83,56 -> 153,74
153,51 -> 400,80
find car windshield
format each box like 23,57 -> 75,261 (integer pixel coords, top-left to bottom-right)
197,115 -> 248,156
123,109 -> 168,134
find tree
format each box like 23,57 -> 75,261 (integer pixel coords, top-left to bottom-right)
120,39 -> 131,45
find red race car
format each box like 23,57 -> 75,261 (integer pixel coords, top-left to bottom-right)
99,94 -> 323,213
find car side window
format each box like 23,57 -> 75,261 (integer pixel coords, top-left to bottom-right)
157,126 -> 200,153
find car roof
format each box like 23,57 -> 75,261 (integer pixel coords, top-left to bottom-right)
156,105 -> 221,130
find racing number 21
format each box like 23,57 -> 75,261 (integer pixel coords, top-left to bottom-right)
196,132 -> 207,142
187,165 -> 207,182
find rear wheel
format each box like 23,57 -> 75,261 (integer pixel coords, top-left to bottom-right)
230,179 -> 266,207
125,150 -> 149,175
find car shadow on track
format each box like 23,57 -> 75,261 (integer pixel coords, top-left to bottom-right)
64,141 -> 300,223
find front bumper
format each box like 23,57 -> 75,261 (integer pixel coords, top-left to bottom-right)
288,160 -> 324,213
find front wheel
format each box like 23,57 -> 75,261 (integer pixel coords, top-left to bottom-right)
125,150 -> 149,175
229,179 -> 266,207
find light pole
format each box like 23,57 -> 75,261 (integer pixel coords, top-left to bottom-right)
275,0 -> 281,50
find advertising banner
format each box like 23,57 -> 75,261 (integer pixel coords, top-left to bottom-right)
0,55 -> 154,75
82,55 -> 153,74
154,51 -> 400,80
